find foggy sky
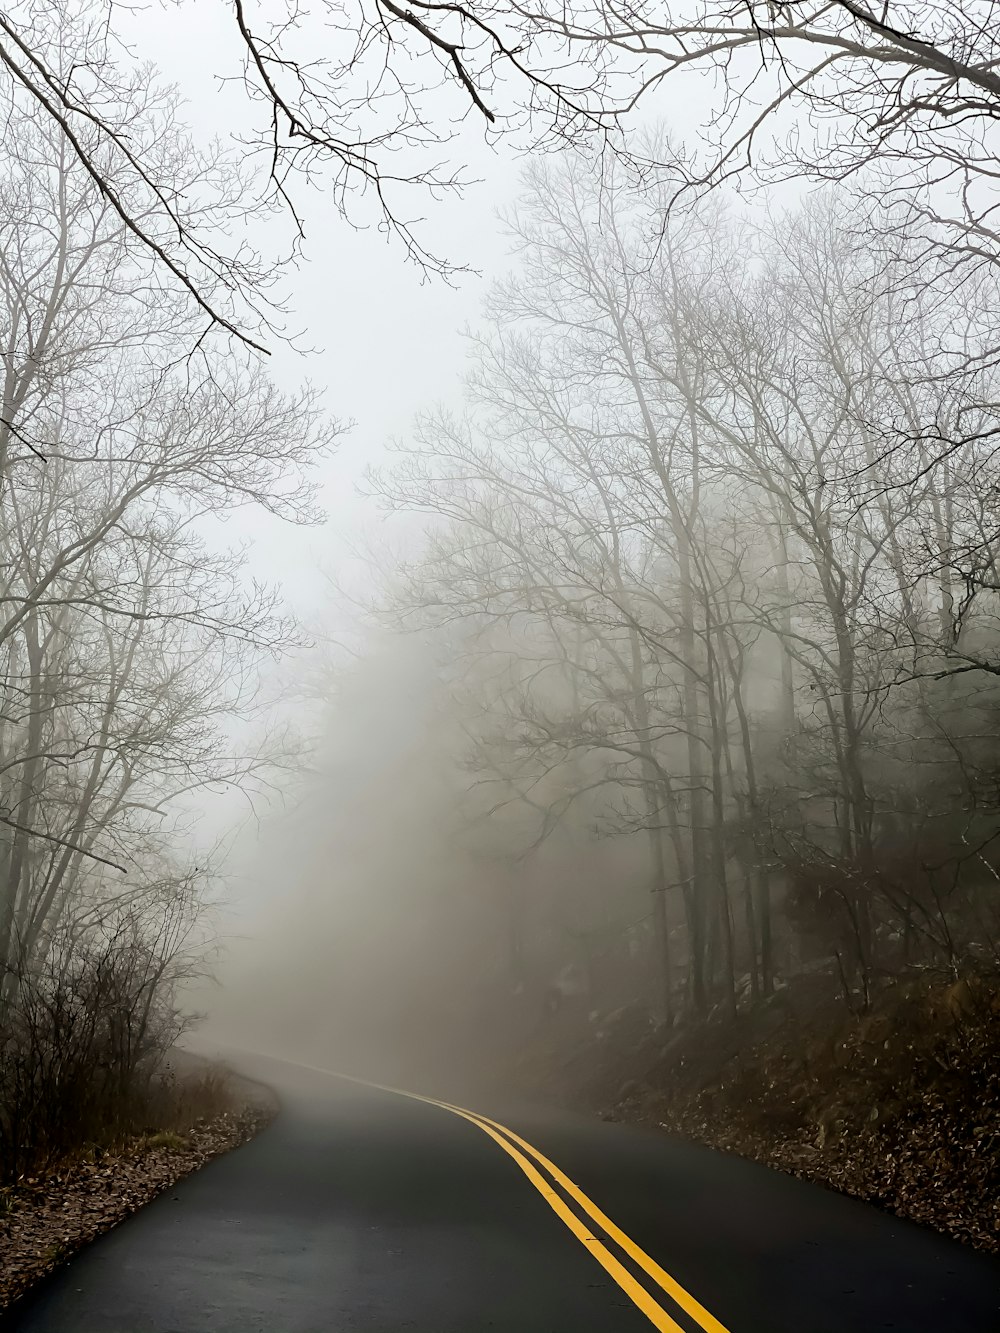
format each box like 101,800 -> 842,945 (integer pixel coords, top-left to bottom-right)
124,3 -> 778,1068
125,1 -> 521,613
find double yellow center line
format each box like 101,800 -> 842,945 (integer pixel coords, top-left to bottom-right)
328,1069 -> 732,1333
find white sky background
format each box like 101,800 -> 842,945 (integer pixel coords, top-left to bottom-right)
117,2 -> 542,943
123,3 -> 803,617
123,0 -> 523,617
116,4 -> 808,968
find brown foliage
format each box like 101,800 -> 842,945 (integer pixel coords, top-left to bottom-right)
611,973 -> 1000,1253
0,1096 -> 274,1311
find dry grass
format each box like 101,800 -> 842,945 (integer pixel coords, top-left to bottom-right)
148,1061 -> 240,1133
141,1130 -> 188,1152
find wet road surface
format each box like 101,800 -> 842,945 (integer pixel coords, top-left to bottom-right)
3,1054 -> 999,1331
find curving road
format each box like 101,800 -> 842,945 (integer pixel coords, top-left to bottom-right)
3,1054 -> 999,1332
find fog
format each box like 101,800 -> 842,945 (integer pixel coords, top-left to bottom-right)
193,170 -> 1000,1106
198,623 -> 646,1087
202,139 -> 1000,1100
4,0 -> 1000,1129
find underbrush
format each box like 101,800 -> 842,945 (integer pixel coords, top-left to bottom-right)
0,926 -> 274,1310
0,927 -> 230,1186
509,968 -> 1000,1253
608,971 -> 1000,1252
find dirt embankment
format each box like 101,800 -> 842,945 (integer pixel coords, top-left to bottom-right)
518,973 -> 1000,1254
0,1057 -> 277,1310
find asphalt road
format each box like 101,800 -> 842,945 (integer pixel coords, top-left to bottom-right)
3,1054 -> 999,1332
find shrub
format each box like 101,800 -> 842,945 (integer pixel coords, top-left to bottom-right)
0,918 -> 191,1183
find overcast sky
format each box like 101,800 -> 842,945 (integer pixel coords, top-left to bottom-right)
119,1 -> 804,965
111,4 -> 824,1030
125,1 -> 523,617
122,4 -> 788,632
112,2 -> 535,943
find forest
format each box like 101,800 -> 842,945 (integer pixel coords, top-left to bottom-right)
355,152 -> 1000,1040
2,0 -> 1000,1263
0,84 -> 333,1179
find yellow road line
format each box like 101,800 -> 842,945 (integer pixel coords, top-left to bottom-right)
438,1097 -> 690,1333
289,1060 -> 731,1333
448,1102 -> 732,1333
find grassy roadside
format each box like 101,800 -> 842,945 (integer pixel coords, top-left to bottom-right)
0,1058 -> 276,1310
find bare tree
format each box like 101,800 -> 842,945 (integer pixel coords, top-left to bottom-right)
361,146 -> 1000,1041
8,0 -> 1000,328
0,77 -> 337,990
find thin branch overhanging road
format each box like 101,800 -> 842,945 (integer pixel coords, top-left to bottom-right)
2,1053 -> 998,1332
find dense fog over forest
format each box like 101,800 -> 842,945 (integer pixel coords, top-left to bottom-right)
4,0 -> 1000,1232
210,152 -> 1000,1096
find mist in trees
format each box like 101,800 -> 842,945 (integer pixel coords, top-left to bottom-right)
3,0 -> 1000,1130
0,60 -> 335,1173
212,141 -> 1000,1093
